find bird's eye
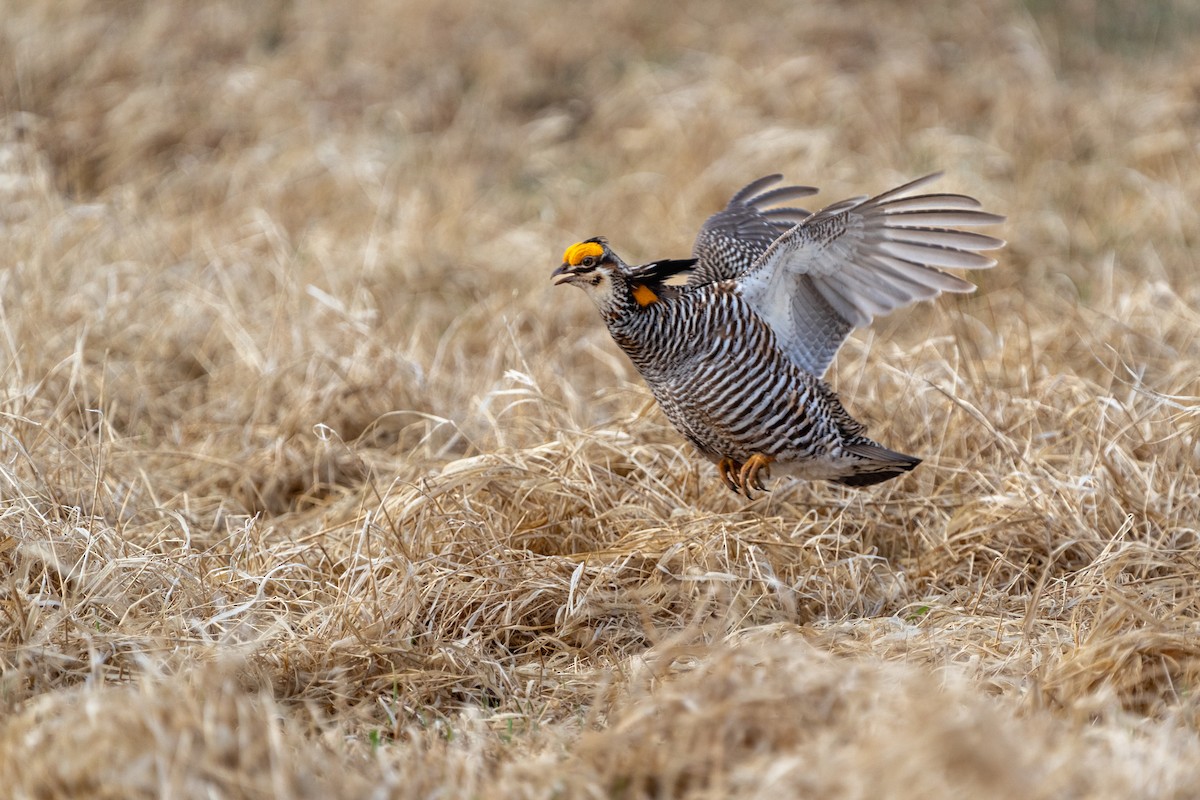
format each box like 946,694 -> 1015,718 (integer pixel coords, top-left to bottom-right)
581,256 -> 596,268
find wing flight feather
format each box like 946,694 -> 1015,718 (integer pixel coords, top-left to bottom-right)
690,176 -> 819,285
736,173 -> 1005,376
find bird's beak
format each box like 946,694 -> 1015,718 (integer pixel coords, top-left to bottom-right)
552,263 -> 575,285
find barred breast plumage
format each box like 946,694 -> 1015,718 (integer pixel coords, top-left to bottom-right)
553,173 -> 1005,498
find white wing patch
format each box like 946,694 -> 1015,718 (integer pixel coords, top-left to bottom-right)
737,173 -> 1005,376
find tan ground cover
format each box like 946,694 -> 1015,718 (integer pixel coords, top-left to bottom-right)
2,1 -> 1199,796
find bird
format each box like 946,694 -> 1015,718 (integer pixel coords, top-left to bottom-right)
552,173 -> 1004,498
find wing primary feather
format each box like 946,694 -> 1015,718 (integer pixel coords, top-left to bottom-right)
735,172 -> 1004,375
877,193 -> 984,211
864,172 -> 944,203
728,174 -> 784,205
746,185 -> 820,206
811,197 -> 868,218
884,209 -> 1007,226
870,255 -> 978,292
884,228 -> 1006,250
876,240 -> 997,269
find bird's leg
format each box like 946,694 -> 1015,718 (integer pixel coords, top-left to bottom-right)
738,454 -> 774,498
717,457 -> 743,494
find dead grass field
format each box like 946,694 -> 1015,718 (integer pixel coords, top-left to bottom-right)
2,0 -> 1199,797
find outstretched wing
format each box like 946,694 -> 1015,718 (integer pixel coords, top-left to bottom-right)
737,173 -> 1005,377
690,175 -> 818,285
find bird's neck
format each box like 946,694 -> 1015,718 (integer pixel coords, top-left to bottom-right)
597,276 -> 648,325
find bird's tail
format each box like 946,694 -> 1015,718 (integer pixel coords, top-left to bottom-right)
835,441 -> 921,487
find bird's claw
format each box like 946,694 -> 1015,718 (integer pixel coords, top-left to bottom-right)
718,454 -> 773,499
739,453 -> 773,498
718,457 -> 743,494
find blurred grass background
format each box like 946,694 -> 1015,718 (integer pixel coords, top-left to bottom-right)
2,0 -> 1199,797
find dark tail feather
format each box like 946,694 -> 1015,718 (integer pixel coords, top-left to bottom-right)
836,442 -> 921,488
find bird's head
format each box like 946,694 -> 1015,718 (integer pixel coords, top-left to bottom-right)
552,237 -> 629,310
554,237 -> 699,318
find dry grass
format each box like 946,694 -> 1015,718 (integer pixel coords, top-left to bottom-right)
2,0 -> 1200,796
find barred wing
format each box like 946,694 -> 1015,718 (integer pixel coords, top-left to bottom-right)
737,173 -> 1005,376
690,175 -> 818,285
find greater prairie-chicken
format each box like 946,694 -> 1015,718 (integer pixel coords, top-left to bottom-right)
553,173 -> 1004,498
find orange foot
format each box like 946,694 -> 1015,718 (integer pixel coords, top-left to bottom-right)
717,454 -> 774,499
717,457 -> 743,494
738,453 -> 774,499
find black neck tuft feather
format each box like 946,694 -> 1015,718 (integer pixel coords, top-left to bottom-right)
627,258 -> 699,286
